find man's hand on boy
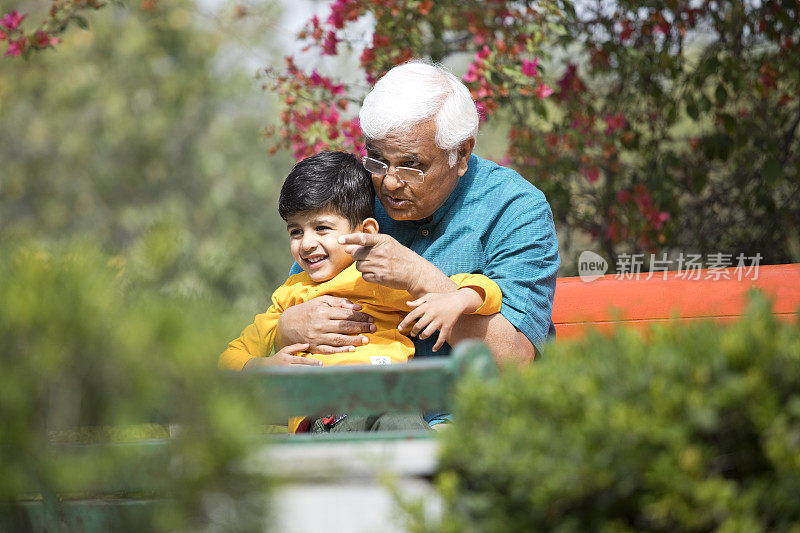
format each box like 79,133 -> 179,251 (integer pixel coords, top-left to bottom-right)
276,295 -> 376,354
398,288 -> 483,352
242,343 -> 322,368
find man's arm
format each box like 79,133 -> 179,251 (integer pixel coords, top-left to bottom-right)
340,233 -> 536,363
451,313 -> 536,364
398,268 -> 536,363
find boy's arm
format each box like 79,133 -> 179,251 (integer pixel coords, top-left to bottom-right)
219,309 -> 282,371
219,284 -> 295,371
447,273 -> 502,315
397,274 -> 502,352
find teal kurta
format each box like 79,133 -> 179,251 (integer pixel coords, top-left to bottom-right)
291,153 -> 560,357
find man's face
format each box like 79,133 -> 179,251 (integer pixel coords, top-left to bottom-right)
286,208 -> 356,283
365,120 -> 471,222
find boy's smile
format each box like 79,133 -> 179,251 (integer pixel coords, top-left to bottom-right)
286,208 -> 360,282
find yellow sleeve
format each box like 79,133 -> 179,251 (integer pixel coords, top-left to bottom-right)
218,286 -> 287,371
448,273 -> 502,315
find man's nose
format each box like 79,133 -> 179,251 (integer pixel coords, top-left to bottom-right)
383,167 -> 405,190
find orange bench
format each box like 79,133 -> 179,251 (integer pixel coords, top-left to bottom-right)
552,263 -> 800,341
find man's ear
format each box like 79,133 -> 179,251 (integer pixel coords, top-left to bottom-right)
456,137 -> 476,177
358,217 -> 380,234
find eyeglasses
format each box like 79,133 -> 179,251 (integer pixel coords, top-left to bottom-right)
362,156 -> 425,183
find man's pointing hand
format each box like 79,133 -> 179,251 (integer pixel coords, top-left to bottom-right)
339,232 -> 417,290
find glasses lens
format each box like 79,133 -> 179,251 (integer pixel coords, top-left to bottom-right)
362,156 -> 387,175
396,167 -> 424,183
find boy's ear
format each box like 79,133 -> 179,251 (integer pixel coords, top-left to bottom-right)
358,217 -> 380,234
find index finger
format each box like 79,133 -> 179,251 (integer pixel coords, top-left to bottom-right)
287,355 -> 324,366
338,232 -> 381,247
316,295 -> 363,311
327,307 -> 373,323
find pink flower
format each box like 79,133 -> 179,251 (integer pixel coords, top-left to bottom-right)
521,57 -> 539,77
322,31 -> 338,55
604,112 -> 626,134
0,29 -> 6,41
5,37 -> 26,56
0,10 -> 26,30
309,70 -> 323,85
616,190 -> 631,203
475,101 -> 488,122
476,45 -> 491,60
534,83 -> 554,99
33,30 -> 59,49
557,63 -> 586,99
325,109 -> 340,126
327,6 -> 345,28
634,189 -> 651,210
581,166 -> 600,183
462,63 -> 480,83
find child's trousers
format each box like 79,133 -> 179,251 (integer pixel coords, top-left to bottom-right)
310,413 -> 430,433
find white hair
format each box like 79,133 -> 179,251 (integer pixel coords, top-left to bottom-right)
359,60 -> 479,167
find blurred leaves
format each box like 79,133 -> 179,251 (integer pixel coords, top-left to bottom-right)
405,296 -> 800,532
0,0 -> 293,311
0,1 -> 297,529
0,239 -> 276,530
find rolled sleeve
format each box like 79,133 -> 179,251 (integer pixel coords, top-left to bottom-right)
449,273 -> 502,315
483,188 -> 559,353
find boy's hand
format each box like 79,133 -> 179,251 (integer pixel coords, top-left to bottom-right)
242,343 -> 322,369
398,288 -> 483,352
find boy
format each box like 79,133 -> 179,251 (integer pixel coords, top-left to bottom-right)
219,151 -> 501,431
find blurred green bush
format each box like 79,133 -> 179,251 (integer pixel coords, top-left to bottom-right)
0,239 -> 276,531
410,297 -> 800,532
0,0 -> 294,311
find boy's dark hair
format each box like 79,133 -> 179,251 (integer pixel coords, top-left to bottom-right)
279,151 -> 375,228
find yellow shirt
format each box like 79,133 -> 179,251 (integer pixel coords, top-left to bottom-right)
219,263 -> 502,370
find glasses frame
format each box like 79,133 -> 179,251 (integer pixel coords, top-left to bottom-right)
361,156 -> 425,184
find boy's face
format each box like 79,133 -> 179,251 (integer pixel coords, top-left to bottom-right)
285,208 -> 362,283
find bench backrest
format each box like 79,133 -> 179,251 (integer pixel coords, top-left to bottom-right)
552,263 -> 800,340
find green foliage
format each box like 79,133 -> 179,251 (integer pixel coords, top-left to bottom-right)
0,239 -> 275,530
541,0 -> 800,268
408,297 -> 800,532
0,0 -> 294,310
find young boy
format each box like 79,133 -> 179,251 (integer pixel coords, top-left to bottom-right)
219,151 -> 501,431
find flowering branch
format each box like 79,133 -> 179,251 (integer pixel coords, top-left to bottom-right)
2,0 -> 118,59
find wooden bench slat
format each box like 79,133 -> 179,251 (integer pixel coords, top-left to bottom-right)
553,263 -> 800,340
241,340 -> 497,421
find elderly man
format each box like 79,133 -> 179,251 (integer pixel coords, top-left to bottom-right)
276,60 -> 560,364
